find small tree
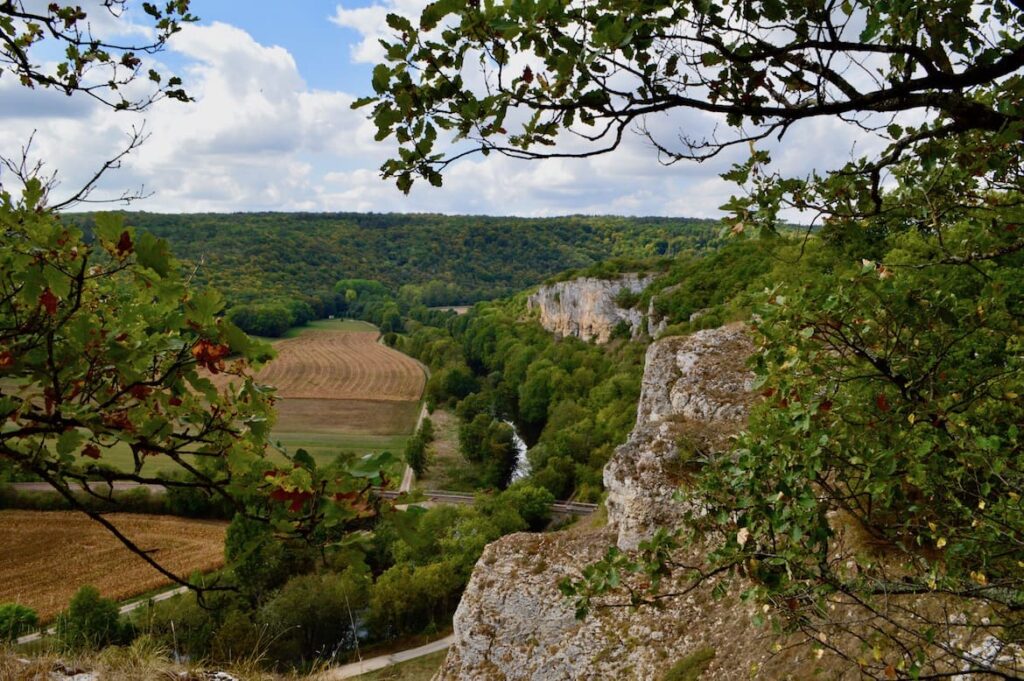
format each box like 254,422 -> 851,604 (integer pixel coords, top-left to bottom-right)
56,586 -> 125,650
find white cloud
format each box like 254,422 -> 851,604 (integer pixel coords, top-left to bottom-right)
330,0 -> 430,64
0,13 -> 886,219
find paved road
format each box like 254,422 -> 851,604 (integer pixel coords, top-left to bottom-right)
8,481 -> 598,516
377,489 -> 598,516
319,634 -> 455,679
16,586 -> 189,645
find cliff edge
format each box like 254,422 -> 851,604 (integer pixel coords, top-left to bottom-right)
432,325 -> 834,680
527,275 -> 651,344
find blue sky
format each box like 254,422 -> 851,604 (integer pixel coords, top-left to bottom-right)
0,1 -> 866,216
187,1 -> 372,92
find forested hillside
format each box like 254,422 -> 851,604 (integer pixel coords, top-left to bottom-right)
66,212 -> 717,313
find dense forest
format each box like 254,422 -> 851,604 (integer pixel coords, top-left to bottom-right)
390,238 -> 799,501
64,212 -> 718,334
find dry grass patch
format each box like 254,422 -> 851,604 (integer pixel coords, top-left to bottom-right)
0,511 -> 226,622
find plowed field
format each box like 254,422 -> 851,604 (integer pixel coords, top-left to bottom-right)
258,331 -> 424,401
214,330 -> 425,402
0,511 -> 226,622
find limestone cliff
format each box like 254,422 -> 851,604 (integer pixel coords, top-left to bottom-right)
527,275 -> 652,344
603,324 -> 754,551
433,325 -> 835,680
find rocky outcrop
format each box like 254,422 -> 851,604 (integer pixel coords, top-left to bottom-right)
433,528 -> 834,681
604,324 -> 754,550
431,324 -> 836,680
528,275 -> 652,343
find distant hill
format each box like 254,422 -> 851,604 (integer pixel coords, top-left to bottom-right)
66,212 -> 719,310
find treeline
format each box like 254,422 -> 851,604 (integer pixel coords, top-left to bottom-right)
65,211 -> 718,335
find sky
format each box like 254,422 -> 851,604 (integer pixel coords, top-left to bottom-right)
0,1 -> 878,217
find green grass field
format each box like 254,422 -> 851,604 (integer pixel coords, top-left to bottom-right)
252,317 -> 378,342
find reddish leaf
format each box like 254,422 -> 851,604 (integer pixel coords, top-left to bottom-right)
191,339 -> 231,374
875,393 -> 891,412
39,289 -> 58,315
818,400 -> 833,413
168,395 -> 183,407
102,410 -> 134,432
129,385 -> 152,400
82,444 -> 101,459
115,230 -> 133,257
270,487 -> 313,512
0,351 -> 12,368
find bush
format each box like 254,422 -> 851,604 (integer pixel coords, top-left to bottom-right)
56,586 -> 128,650
224,515 -> 316,605
499,484 -> 555,531
0,603 -> 38,641
258,567 -> 370,664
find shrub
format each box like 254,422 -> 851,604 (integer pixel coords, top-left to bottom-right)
499,484 -> 555,531
258,567 -> 370,664
0,603 -> 38,641
56,586 -> 128,650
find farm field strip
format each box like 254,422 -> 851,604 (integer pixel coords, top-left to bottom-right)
215,330 -> 425,402
0,510 -> 226,622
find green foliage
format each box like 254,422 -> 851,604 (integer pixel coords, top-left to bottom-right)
258,567 -> 370,663
0,603 -> 38,641
484,483 -> 555,531
0,3 -> 195,111
56,586 -> 127,650
0,192 -> 396,590
404,417 -> 435,477
227,300 -> 313,337
224,515 -> 317,605
65,212 -> 717,322
397,295 -> 646,499
364,0 -> 1024,673
458,413 -> 517,488
367,561 -> 463,639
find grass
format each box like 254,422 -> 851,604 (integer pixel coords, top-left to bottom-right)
350,649 -> 448,680
252,318 -> 379,342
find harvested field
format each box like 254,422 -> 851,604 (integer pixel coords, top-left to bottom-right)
274,399 -> 421,435
252,331 -> 424,401
0,510 -> 226,622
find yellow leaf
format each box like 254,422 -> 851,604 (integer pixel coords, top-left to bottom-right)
907,413 -> 916,424
936,537 -> 947,548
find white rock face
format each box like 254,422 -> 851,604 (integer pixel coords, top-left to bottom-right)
527,275 -> 652,343
605,324 -> 755,549
429,324 -> 831,681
